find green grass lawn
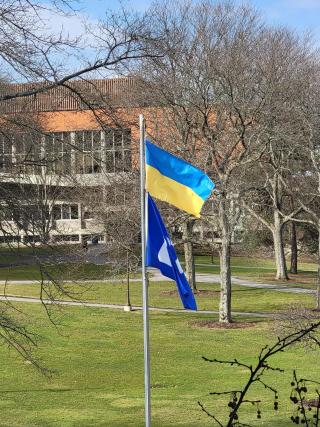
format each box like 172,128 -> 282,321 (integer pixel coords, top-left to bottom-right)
189,255 -> 317,275
0,246 -> 114,280
0,303 -> 318,426
0,245 -> 72,265
0,255 -> 318,425
0,253 -> 317,289
182,255 -> 318,290
0,280 -> 315,314
0,263 -> 114,281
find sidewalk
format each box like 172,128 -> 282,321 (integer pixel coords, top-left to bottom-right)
0,269 -> 315,294
0,295 -> 276,318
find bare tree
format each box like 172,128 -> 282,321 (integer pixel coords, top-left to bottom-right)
135,0 -> 303,322
241,139 -> 299,281
289,221 -> 299,274
199,319 -> 320,426
237,26 -> 317,281
0,0 -> 161,366
279,70 -> 320,307
182,218 -> 197,292
0,1 -> 159,100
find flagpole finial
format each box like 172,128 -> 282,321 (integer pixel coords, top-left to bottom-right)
139,114 -> 146,131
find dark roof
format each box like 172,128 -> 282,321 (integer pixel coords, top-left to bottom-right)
0,77 -> 137,113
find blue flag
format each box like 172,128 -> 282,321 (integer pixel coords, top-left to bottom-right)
146,194 -> 197,310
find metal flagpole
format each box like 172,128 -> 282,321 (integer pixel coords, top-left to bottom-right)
139,114 -> 151,427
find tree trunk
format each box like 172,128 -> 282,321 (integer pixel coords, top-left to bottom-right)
182,219 -> 196,292
289,222 -> 298,275
219,198 -> 232,323
317,223 -> 320,310
273,212 -> 288,280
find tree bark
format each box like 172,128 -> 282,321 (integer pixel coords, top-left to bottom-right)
182,219 -> 196,292
273,212 -> 288,280
317,222 -> 320,310
219,197 -> 232,323
289,221 -> 298,275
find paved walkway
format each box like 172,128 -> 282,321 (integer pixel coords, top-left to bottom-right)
149,269 -> 315,294
0,295 -> 275,318
0,269 -> 314,319
0,269 -> 315,294
191,262 -> 317,271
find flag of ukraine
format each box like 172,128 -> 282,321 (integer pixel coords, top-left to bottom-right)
145,141 -> 215,217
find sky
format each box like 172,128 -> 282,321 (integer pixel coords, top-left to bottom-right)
37,0 -> 320,78
72,0 -> 320,44
245,0 -> 320,38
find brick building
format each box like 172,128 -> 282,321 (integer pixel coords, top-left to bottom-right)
0,77 -> 229,248
0,77 -> 143,245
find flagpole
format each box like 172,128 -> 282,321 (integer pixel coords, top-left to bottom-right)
140,114 -> 151,427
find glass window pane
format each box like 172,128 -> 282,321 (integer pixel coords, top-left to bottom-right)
74,151 -> 83,173
115,150 -> 123,171
2,206 -> 12,221
92,131 -> 101,150
123,129 -> 131,147
83,153 -> 92,173
104,129 -> 113,147
93,151 -> 101,173
83,131 -> 92,151
63,132 -> 71,146
70,205 -> 78,219
123,149 -> 131,172
63,151 -> 72,174
62,205 -> 70,219
53,205 -> 61,220
83,210 -> 92,219
114,130 -> 123,148
105,150 -> 114,172
75,131 -> 83,156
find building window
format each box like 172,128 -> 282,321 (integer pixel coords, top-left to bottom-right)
53,204 -> 79,220
193,231 -> 201,240
0,128 -> 132,176
83,209 -> 93,220
44,132 -> 72,174
0,133 -> 42,174
53,234 -> 79,242
0,134 -> 13,172
0,235 -> 21,243
0,132 -> 43,175
105,128 -> 131,173
15,133 -> 42,175
75,130 -> 102,174
204,231 -> 213,239
0,206 -> 13,221
74,128 -> 131,174
24,235 -> 41,243
82,234 -> 104,243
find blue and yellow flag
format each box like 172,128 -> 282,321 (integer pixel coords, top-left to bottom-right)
145,141 -> 215,217
146,194 -> 197,310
